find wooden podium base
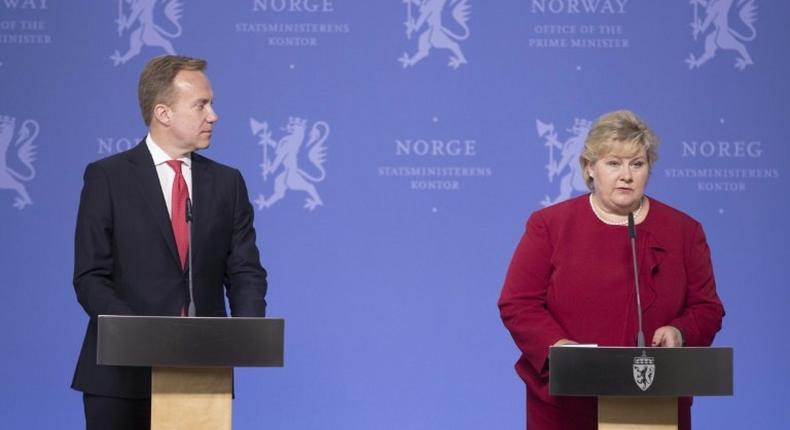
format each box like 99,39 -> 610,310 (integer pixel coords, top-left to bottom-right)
598,397 -> 678,430
151,367 -> 232,430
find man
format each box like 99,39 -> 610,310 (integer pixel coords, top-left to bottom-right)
72,55 -> 267,429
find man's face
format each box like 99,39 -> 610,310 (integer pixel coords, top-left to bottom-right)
165,70 -> 218,155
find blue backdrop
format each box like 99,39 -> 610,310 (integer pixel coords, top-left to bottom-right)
1,1 -> 789,428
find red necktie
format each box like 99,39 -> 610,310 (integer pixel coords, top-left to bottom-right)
166,160 -> 189,270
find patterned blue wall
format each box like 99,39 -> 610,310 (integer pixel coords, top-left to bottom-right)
1,1 -> 788,428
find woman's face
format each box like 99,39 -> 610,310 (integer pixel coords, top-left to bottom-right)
587,144 -> 649,215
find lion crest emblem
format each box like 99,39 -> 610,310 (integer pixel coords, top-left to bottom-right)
686,0 -> 757,70
0,115 -> 39,209
110,0 -> 184,66
399,0 -> 471,69
250,117 -> 329,211
633,351 -> 656,392
536,118 -> 591,207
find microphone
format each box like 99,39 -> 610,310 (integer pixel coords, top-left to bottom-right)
628,212 -> 646,347
186,198 -> 196,317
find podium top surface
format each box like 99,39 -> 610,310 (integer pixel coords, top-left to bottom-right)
549,346 -> 733,397
97,315 -> 284,368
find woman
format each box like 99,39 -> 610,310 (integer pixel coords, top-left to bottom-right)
498,110 -> 724,430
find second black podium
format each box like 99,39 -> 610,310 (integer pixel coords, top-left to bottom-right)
550,346 -> 733,430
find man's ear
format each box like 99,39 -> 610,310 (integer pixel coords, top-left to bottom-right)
152,103 -> 171,126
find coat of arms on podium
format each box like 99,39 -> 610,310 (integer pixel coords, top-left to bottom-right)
633,350 -> 655,391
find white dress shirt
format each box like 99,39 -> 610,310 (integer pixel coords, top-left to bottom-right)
145,134 -> 193,218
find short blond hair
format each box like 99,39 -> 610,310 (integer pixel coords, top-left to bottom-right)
580,110 -> 659,191
138,55 -> 207,126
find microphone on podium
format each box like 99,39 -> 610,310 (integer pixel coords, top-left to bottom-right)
186,198 -> 196,317
628,212 -> 646,347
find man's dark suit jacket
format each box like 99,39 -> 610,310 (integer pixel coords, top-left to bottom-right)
72,141 -> 267,398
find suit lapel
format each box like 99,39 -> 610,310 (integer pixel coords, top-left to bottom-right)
127,141 -> 181,268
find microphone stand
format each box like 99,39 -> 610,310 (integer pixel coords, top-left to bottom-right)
186,198 -> 196,317
628,212 -> 646,347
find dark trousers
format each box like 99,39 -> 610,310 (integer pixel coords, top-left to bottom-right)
83,393 -> 151,430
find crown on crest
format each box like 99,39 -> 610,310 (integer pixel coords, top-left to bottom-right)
633,350 -> 655,366
573,118 -> 593,129
287,116 -> 307,127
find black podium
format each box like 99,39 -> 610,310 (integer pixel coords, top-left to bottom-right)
97,315 -> 284,430
549,346 -> 732,429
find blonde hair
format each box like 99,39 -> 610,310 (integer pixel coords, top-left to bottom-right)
138,55 -> 207,126
580,110 -> 659,191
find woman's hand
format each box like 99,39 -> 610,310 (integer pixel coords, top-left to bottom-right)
652,326 -> 684,347
553,338 -> 579,346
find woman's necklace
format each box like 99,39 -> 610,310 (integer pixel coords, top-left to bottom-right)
589,193 -> 644,226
